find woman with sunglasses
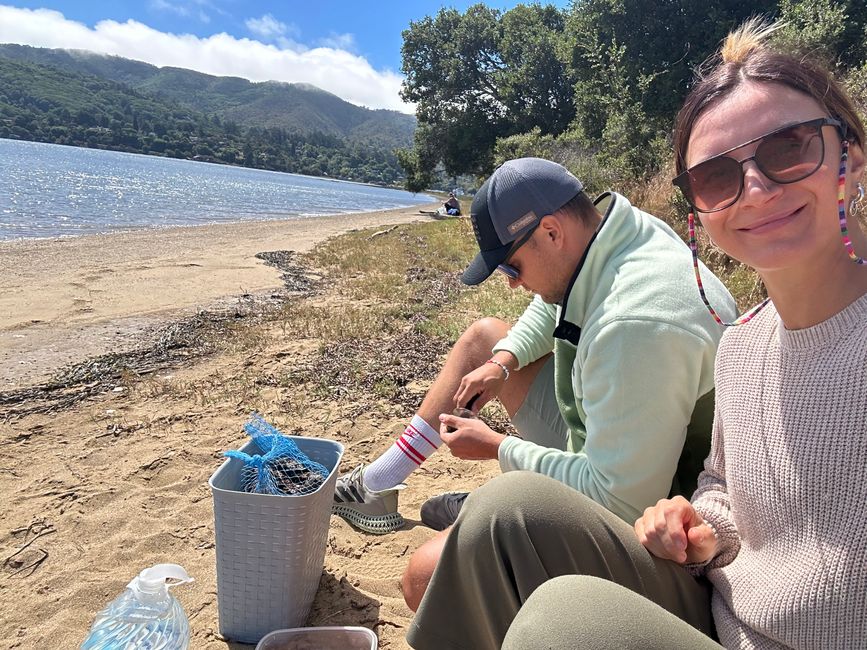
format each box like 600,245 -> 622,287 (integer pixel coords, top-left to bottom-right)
407,19 -> 866,650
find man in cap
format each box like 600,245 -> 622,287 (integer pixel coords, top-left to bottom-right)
333,158 -> 734,560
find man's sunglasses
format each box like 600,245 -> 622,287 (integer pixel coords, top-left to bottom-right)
673,117 -> 846,213
496,225 -> 538,280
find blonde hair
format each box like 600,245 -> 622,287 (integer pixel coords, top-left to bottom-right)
673,18 -> 865,175
719,18 -> 782,65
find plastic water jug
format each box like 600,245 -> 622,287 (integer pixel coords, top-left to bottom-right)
80,564 -> 194,649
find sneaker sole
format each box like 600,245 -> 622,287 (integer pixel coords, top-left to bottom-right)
332,503 -> 405,535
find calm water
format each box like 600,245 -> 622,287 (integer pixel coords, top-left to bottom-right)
0,139 -> 436,240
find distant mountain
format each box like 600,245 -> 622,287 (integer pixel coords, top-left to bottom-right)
0,44 -> 416,151
0,45 -> 416,185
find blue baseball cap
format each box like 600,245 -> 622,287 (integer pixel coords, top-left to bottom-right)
461,158 -> 584,285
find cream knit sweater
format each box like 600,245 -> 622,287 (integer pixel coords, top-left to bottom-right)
692,292 -> 867,649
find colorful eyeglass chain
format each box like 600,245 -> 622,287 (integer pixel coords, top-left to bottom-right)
688,212 -> 770,327
688,137 -> 865,326
837,140 -> 865,265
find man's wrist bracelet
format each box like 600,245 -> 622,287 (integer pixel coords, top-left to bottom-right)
486,359 -> 510,381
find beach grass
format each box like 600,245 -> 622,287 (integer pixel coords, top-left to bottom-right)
302,217 -> 530,340
1,201 -> 773,424
189,208 -> 769,436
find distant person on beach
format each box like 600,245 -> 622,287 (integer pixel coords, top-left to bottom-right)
405,20 -> 867,650
443,192 -> 461,216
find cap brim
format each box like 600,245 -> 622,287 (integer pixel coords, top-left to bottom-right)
460,241 -> 512,286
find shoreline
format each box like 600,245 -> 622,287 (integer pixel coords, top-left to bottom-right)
0,205 -> 434,244
0,204 -> 434,388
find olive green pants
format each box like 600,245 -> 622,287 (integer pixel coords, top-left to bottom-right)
406,472 -> 717,650
503,575 -> 723,649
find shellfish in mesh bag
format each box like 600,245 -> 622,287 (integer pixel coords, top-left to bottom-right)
223,414 -> 329,496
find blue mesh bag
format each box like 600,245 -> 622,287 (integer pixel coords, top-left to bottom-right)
224,414 -> 329,496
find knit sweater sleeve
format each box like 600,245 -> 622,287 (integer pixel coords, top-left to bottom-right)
688,406 -> 741,574
491,294 -> 557,368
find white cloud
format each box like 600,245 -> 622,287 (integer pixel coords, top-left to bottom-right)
148,0 -> 211,24
245,14 -> 286,40
0,5 -> 412,113
244,13 -> 305,51
318,32 -> 356,52
149,0 -> 228,23
150,0 -> 192,18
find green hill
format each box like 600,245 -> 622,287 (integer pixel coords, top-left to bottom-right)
0,44 -> 415,185
0,44 -> 415,150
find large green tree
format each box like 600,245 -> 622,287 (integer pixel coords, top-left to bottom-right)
400,0 -> 867,190
561,0 -> 779,179
399,3 -> 574,178
565,0 -> 778,133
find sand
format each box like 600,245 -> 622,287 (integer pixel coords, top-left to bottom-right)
0,207 -> 433,388
0,205 -> 500,649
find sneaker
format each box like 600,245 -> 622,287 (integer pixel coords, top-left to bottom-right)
420,492 -> 469,531
332,465 -> 406,534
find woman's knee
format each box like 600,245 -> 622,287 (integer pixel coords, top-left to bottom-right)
462,471 -> 590,529
503,576 -> 615,648
505,576 -> 718,650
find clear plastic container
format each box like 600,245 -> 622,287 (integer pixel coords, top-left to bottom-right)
255,626 -> 378,650
80,564 -> 194,650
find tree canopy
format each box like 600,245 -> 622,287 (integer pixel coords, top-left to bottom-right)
399,0 -> 867,191
400,3 -> 574,184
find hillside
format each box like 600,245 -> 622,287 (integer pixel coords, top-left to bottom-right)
0,44 -> 415,151
0,46 -> 414,185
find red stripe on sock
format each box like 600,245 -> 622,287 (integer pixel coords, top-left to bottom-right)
395,437 -> 423,465
407,424 -> 438,450
399,434 -> 427,463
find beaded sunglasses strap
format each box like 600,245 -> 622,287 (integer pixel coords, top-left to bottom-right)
837,140 -> 866,265
688,212 -> 770,327
688,134 -> 865,326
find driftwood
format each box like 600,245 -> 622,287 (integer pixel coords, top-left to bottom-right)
4,521 -> 56,578
367,225 -> 398,240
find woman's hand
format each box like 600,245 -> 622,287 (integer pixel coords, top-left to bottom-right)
634,496 -> 718,565
453,360 -> 508,411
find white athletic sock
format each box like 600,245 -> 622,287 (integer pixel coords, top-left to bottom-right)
363,414 -> 442,491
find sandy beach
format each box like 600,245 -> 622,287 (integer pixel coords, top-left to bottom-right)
0,204 -> 500,650
0,207 -> 431,388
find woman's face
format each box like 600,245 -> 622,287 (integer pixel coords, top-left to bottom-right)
686,82 -> 864,274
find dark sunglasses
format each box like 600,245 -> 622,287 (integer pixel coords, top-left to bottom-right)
673,117 -> 846,213
496,225 -> 538,280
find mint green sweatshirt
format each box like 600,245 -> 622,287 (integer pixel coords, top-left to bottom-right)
494,193 -> 736,522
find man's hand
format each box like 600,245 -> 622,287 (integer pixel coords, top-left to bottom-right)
439,414 -> 506,460
453,359 -> 510,410
634,496 -> 718,565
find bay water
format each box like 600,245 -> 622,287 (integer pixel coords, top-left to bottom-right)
0,138 -> 436,241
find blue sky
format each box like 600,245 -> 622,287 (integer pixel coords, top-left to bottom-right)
0,1 -> 569,112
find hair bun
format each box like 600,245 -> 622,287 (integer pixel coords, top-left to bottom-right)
720,17 -> 782,64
